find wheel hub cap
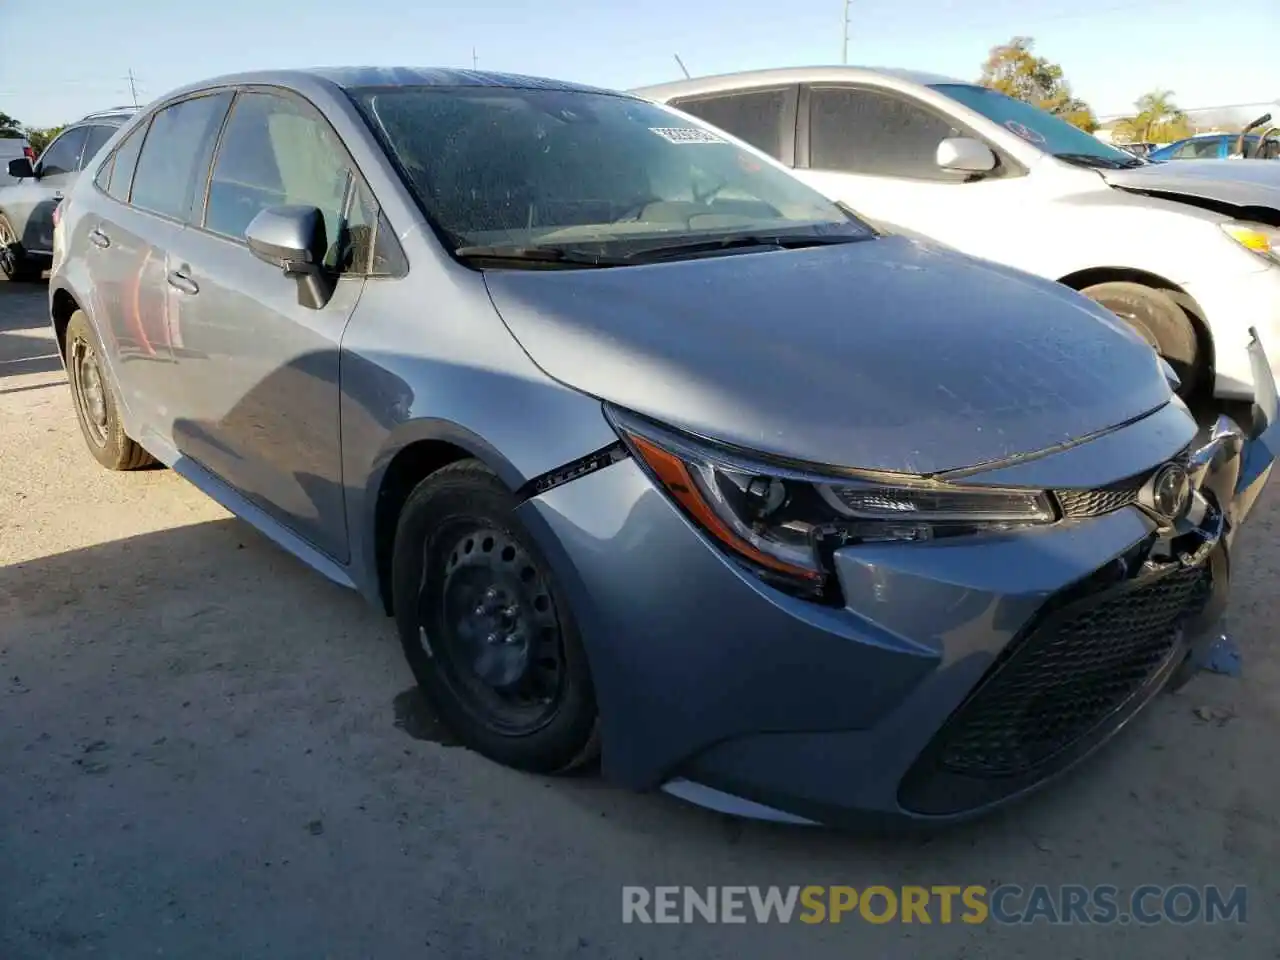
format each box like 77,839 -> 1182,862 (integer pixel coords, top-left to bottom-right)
433,526 -> 564,723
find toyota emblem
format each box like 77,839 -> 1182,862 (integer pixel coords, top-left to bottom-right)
1148,462 -> 1192,522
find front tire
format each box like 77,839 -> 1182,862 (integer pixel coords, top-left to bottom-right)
65,310 -> 155,471
391,459 -> 600,774
1081,281 -> 1201,395
0,213 -> 40,282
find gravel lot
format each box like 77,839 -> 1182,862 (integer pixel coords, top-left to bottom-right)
2,280 -> 1278,958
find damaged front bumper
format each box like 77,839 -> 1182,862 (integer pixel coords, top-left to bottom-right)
901,332 -> 1277,818
521,331 -> 1278,828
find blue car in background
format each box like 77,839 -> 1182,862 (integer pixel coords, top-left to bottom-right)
1150,133 -> 1278,161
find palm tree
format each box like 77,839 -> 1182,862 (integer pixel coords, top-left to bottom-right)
1131,90 -> 1185,142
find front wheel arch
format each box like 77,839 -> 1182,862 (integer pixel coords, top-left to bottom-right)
1057,266 -> 1214,394
368,423 -> 531,617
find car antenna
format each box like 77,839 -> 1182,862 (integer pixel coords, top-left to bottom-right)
673,54 -> 691,79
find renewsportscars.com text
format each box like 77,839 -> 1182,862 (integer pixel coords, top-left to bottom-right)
622,884 -> 1247,926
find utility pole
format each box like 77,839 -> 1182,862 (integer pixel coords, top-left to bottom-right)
841,0 -> 851,64
126,69 -> 139,108
472,48 -> 478,69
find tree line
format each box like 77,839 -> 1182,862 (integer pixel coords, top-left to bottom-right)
0,111 -> 64,154
978,36 -> 1189,142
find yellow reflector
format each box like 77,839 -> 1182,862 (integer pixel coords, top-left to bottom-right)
1223,225 -> 1273,254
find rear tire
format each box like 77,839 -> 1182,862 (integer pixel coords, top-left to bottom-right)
1081,281 -> 1201,395
391,459 -> 600,774
0,213 -> 40,282
65,310 -> 156,471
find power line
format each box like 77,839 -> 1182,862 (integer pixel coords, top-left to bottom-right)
1096,99 -> 1279,122
0,73 -> 146,98
950,0 -> 1196,34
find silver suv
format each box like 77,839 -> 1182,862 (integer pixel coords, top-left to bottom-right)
0,107 -> 136,281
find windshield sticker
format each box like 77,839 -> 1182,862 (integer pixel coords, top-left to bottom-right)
649,127 -> 726,144
1004,120 -> 1047,145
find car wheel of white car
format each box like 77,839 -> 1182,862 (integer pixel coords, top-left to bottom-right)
1081,282 -> 1200,396
0,213 -> 40,282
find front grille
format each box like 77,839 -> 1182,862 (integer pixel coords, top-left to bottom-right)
1053,446 -> 1192,519
1055,485 -> 1140,518
929,564 -> 1212,779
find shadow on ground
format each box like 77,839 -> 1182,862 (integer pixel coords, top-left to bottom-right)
1,496 -> 1275,957
0,281 -> 60,379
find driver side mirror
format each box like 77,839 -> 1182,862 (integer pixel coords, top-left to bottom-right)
936,137 -> 997,175
7,157 -> 35,180
244,204 -> 334,310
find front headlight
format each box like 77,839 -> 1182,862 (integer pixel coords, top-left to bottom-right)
607,407 -> 1055,599
1221,221 -> 1280,265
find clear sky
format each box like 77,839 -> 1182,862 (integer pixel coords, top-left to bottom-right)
1,0 -> 1276,128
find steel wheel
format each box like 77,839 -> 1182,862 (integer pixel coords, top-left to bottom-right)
69,336 -> 110,448
421,521 -> 566,736
392,459 -> 600,773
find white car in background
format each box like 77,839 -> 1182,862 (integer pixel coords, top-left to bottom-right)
635,67 -> 1280,401
0,136 -> 34,186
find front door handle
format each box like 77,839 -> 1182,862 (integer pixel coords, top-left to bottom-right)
88,227 -> 110,249
53,190 -> 64,200
166,269 -> 198,296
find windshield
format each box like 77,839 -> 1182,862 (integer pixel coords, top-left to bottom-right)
351,85 -> 871,255
930,83 -> 1143,168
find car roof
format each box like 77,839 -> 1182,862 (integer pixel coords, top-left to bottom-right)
73,107 -> 138,126
631,65 -> 968,100
153,66 -> 629,105
1175,133 -> 1257,141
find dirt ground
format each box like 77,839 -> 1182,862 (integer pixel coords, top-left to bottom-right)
1,280 -> 1278,959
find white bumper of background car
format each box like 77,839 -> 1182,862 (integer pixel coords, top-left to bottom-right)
1183,261 -> 1280,399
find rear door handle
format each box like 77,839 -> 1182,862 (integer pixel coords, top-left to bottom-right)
166,269 -> 198,296
88,227 -> 110,249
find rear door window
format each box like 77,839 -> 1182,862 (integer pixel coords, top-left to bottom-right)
99,123 -> 147,202
669,88 -> 791,160
37,127 -> 89,176
78,124 -> 117,170
130,92 -> 232,221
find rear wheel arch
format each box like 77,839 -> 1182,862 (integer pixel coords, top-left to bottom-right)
1057,266 -> 1214,391
51,287 -> 81,358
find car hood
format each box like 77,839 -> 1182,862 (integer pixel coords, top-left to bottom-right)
1101,158 -> 1280,212
483,235 -> 1172,475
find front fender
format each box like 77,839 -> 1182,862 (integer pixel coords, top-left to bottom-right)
332,245 -> 627,605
